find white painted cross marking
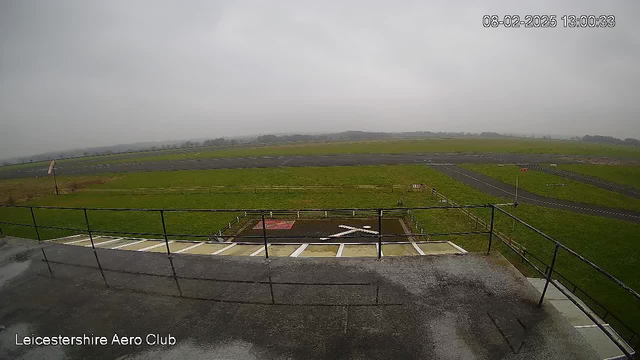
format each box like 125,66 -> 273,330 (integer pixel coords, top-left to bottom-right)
320,225 -> 379,241
338,225 -> 379,234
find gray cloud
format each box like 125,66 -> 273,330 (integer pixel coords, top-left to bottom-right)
1,0 -> 639,158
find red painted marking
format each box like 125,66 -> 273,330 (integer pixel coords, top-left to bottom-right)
253,220 -> 296,230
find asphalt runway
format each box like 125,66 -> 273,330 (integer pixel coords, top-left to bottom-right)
430,165 -> 640,223
0,153 -> 576,179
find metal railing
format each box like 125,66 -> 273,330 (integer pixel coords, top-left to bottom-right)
0,204 -> 494,256
0,202 -> 638,358
492,206 -> 638,359
419,184 -> 638,358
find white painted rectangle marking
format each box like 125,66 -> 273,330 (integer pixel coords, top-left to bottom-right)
89,238 -> 123,247
290,244 -> 309,257
412,242 -> 426,256
336,243 -> 345,257
138,241 -> 173,252
250,244 -> 270,257
64,237 -> 93,245
212,243 -> 236,255
112,239 -> 147,249
175,242 -> 204,254
48,234 -> 84,243
447,241 -> 468,254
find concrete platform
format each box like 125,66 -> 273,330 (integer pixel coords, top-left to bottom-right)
0,236 -> 600,359
528,278 -> 635,359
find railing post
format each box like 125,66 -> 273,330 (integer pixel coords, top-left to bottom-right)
30,207 -> 51,274
82,209 -> 98,250
261,211 -> 269,259
377,209 -> 383,259
538,244 -> 560,307
487,205 -> 495,255
160,210 -> 171,256
30,207 -> 42,242
84,208 -> 108,285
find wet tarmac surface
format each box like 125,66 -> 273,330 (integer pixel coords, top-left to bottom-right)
0,236 -> 598,359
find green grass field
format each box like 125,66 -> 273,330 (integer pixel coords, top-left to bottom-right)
558,164 -> 640,189
0,164 -> 638,337
460,164 -> 640,212
4,137 -> 640,172
88,138 -> 640,165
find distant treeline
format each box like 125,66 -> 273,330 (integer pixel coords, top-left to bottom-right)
179,138 -> 239,148
4,131 -> 639,166
580,135 -> 640,147
253,131 -> 515,144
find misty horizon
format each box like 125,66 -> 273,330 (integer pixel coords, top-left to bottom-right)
2,1 -> 639,159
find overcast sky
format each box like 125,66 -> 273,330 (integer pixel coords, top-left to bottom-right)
1,1 -> 639,159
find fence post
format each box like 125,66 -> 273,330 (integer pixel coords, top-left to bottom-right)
84,208 -> 108,285
29,207 -> 42,242
487,206 -> 495,255
30,207 -> 51,274
261,211 -> 269,259
377,209 -> 383,259
538,244 -> 560,307
83,209 -> 96,249
160,210 -> 171,256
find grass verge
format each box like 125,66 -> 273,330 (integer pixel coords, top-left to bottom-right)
460,164 -> 640,211
558,164 -> 640,189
